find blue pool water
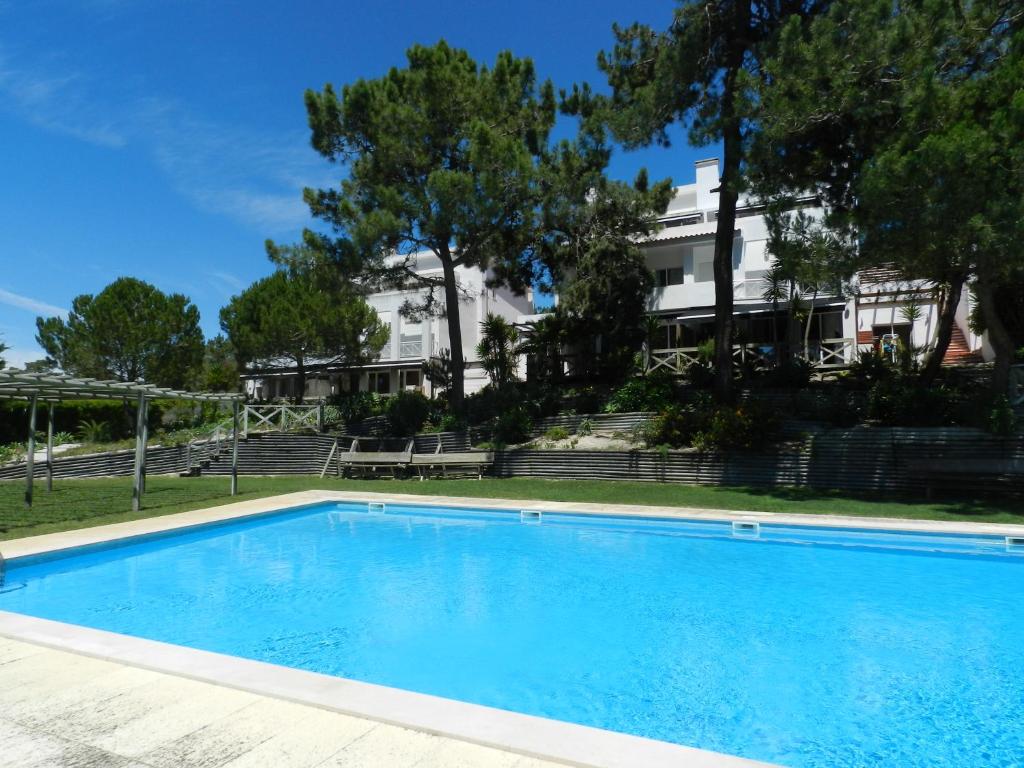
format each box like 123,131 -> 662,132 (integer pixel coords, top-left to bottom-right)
1,502 -> 1022,767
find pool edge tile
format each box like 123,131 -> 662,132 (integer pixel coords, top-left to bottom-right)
0,612 -> 775,768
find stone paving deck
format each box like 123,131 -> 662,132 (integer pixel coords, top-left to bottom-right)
0,637 -> 559,768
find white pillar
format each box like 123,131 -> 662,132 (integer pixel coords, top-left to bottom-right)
24,395 -> 37,508
46,404 -> 54,492
131,394 -> 147,512
230,400 -> 240,496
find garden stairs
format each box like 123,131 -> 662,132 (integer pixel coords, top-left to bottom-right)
942,325 -> 983,365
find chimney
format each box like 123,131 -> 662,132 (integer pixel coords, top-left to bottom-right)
694,158 -> 719,211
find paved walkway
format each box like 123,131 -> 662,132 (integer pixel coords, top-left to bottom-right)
0,637 -> 559,768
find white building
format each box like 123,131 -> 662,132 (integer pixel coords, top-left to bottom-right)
641,158 -> 985,373
244,252 -> 532,401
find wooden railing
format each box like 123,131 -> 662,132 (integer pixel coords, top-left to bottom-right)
650,338 -> 855,374
241,404 -> 322,436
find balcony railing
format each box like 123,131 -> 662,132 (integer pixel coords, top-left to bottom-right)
650,338 -> 855,374
399,339 -> 423,359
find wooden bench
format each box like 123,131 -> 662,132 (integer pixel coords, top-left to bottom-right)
906,457 -> 1024,498
411,451 -> 494,480
325,438 -> 414,478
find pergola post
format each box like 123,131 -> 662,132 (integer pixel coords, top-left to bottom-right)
132,393 -> 147,512
25,395 -> 37,508
46,404 -> 55,492
230,400 -> 240,496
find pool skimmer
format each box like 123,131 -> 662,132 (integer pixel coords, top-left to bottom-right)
367,502 -> 387,515
732,520 -> 761,539
520,509 -> 543,523
1006,536 -> 1024,554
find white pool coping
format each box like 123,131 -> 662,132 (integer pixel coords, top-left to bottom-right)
2,490 -> 1021,768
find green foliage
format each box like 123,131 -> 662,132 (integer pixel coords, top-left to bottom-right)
543,426 -> 570,441
76,419 -> 112,444
422,349 -> 459,402
384,391 -> 433,437
280,40 -> 561,409
644,396 -> 780,452
692,402 -> 781,452
35,276 -> 204,388
320,405 -> 344,431
754,0 -> 1024,390
199,335 -> 240,392
604,370 -> 678,413
866,380 -> 959,427
438,413 -> 466,433
987,396 -> 1017,437
476,314 -> 520,389
576,418 -> 593,437
493,405 -> 533,445
537,158 -> 672,384
330,392 -> 385,425
686,351 -> 717,389
221,267 -> 387,403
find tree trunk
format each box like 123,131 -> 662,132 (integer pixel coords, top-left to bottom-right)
976,269 -> 1015,396
295,352 -> 306,405
439,250 -> 466,413
710,7 -> 748,404
712,115 -> 742,403
919,271 -> 966,385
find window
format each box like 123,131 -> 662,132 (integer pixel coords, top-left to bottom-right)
400,369 -> 421,389
655,267 -> 685,287
375,311 -> 393,358
693,245 -> 715,283
743,239 -> 768,266
368,371 -> 391,394
400,318 -> 422,358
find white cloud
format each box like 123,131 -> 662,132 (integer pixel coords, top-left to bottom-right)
0,55 -> 127,147
0,47 -> 328,232
0,288 -> 67,318
2,345 -> 47,369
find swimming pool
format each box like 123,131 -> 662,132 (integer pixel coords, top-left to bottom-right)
1,500 -> 1022,767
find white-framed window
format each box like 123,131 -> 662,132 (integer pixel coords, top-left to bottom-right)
743,239 -> 769,267
655,267 -> 685,287
693,244 -> 715,283
375,311 -> 393,358
368,371 -> 391,394
400,318 -> 423,358
399,369 -> 421,389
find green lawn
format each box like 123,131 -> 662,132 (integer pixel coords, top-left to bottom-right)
1,475 -> 1021,541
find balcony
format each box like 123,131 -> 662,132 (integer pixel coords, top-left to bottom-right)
649,338 -> 855,374
399,338 -> 423,359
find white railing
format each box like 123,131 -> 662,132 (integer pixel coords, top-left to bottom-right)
241,404 -> 322,437
800,338 -> 856,369
400,339 -> 423,358
650,347 -> 702,373
651,339 -> 855,374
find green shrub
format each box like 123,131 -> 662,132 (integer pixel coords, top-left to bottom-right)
604,370 -> 678,413
493,405 -> 533,445
693,401 -> 781,452
576,418 -> 593,436
384,391 -> 432,436
439,413 -> 466,432
849,349 -> 895,386
866,379 -> 958,426
76,419 -> 112,444
643,405 -> 704,448
988,395 -> 1017,436
644,396 -> 780,452
544,426 -> 570,441
320,405 -> 344,431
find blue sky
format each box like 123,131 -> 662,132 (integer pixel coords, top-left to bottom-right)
0,0 -> 718,367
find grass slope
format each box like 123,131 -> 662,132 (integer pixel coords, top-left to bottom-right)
1,475 -> 1020,541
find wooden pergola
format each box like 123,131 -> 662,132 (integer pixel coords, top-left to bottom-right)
0,370 -> 245,511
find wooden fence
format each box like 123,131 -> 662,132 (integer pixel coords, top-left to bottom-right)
3,425 -> 1021,497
